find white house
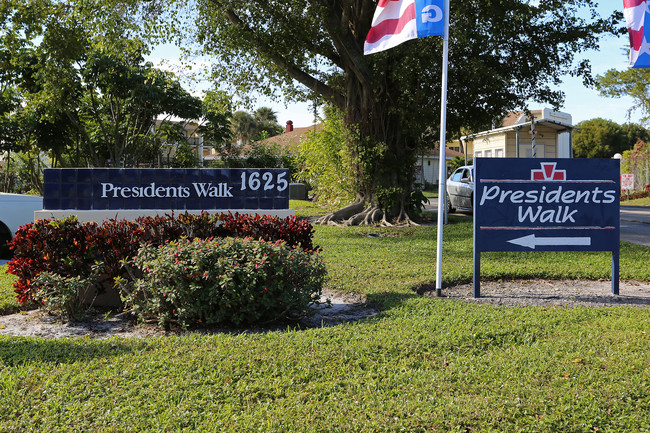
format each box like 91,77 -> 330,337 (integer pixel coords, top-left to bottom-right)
462,109 -> 575,159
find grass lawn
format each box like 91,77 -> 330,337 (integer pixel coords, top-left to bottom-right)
289,199 -> 337,218
623,196 -> 650,206
422,187 -> 439,199
0,267 -> 19,315
1,215 -> 650,431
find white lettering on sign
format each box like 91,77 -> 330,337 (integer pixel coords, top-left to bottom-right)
480,184 -> 617,224
517,206 -> 579,224
240,171 -> 288,192
480,185 -> 616,206
192,183 -> 233,198
101,183 -> 191,199
100,182 -> 234,199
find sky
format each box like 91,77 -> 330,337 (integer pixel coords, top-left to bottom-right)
147,2 -> 638,129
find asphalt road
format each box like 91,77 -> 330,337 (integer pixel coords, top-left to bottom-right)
426,200 -> 650,247
621,206 -> 650,247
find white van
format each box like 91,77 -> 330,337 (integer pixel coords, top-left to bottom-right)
0,193 -> 43,258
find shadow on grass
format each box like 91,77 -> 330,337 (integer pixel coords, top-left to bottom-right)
0,336 -> 145,367
365,290 -> 422,312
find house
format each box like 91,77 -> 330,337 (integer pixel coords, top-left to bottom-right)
152,120 -> 216,167
259,121 -> 323,154
460,109 -> 575,159
415,147 -> 465,187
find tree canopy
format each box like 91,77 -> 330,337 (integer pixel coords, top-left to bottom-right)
176,0 -> 620,223
0,0 -> 203,169
573,118 -> 649,159
597,68 -> 650,125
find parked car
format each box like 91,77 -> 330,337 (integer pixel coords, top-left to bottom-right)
446,165 -> 474,213
0,193 -> 43,259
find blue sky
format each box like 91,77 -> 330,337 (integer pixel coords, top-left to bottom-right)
147,3 -> 638,128
558,2 -> 638,126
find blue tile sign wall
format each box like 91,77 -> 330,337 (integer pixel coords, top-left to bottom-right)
473,158 -> 620,297
42,168 -> 290,211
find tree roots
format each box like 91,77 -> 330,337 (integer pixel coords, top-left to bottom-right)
316,201 -> 420,227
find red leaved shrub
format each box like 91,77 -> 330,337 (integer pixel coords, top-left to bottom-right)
7,212 -> 318,305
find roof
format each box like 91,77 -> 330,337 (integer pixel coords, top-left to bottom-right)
462,109 -> 575,141
501,110 -> 543,127
420,147 -> 465,159
261,124 -> 324,153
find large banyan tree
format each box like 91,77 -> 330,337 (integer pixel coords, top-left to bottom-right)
182,0 -> 620,224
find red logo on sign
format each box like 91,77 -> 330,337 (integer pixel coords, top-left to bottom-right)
531,163 -> 566,181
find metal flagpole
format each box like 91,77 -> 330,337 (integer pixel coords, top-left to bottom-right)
435,0 -> 451,297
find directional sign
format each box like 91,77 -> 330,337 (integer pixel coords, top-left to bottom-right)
473,158 -> 621,297
475,159 -> 620,252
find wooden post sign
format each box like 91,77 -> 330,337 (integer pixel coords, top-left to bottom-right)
473,158 -> 621,297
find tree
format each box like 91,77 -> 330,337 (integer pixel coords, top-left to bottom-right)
573,118 -> 649,159
623,139 -> 650,190
296,105 -> 356,209
229,107 -> 283,145
253,107 -> 283,141
621,122 -> 650,148
0,0 -> 202,169
198,90 -> 235,159
597,68 -> 650,124
178,0 -> 619,224
230,111 -> 257,145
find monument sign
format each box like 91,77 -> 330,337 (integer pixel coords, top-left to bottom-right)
36,168 -> 294,222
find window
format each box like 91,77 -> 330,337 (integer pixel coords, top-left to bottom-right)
475,151 -> 482,158
451,169 -> 463,182
496,149 -> 504,158
485,150 -> 492,158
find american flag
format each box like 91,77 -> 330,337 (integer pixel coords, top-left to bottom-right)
364,0 -> 445,55
624,0 -> 650,68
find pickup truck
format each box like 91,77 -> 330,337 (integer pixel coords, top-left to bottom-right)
0,193 -> 43,259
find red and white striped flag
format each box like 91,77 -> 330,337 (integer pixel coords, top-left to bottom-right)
624,0 -> 650,68
364,0 -> 445,55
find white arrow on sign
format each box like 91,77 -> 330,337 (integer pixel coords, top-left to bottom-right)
507,234 -> 592,250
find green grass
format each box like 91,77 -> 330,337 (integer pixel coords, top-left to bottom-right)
422,188 -> 439,198
316,219 -> 650,305
1,219 -> 650,431
0,265 -> 18,315
623,196 -> 650,206
289,199 -> 335,217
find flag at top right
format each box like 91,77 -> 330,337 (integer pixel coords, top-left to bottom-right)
624,0 -> 650,67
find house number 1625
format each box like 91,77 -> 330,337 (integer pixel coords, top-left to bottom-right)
240,171 -> 289,192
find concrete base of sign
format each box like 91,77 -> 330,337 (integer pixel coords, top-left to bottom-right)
35,209 -> 296,224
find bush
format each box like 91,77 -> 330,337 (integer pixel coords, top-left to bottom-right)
119,237 -> 326,328
7,217 -> 96,306
620,189 -> 650,201
295,105 -> 356,207
7,212 -> 319,306
32,272 -> 98,321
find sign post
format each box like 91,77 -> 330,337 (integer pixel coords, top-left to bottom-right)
473,158 -> 621,297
